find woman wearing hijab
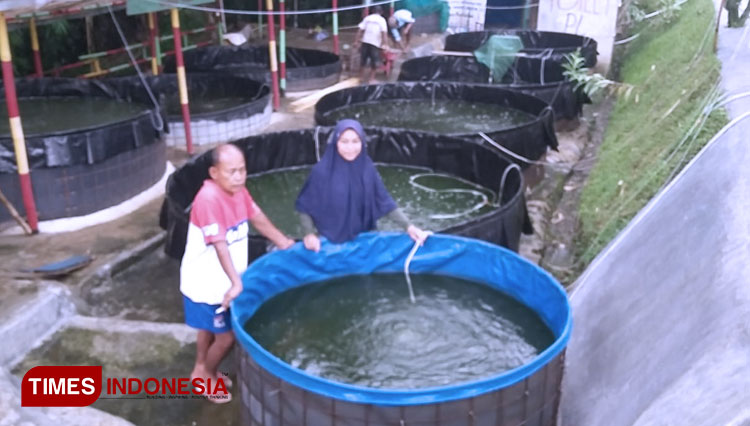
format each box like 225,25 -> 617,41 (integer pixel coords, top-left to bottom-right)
296,119 -> 429,252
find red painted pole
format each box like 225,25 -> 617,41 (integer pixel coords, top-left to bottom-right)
29,18 -> 43,77
332,0 -> 339,55
1,13 -> 38,232
265,0 -> 280,110
171,9 -> 193,154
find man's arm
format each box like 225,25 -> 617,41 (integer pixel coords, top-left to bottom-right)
250,211 -> 295,249
213,240 -> 242,308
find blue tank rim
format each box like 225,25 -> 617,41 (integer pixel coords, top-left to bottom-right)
231,232 -> 572,405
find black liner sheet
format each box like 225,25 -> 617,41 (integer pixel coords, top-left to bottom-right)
445,30 -> 598,68
314,82 -> 558,166
398,55 -> 590,120
106,73 -> 270,122
160,128 -> 533,263
0,77 -> 161,173
163,45 -> 341,90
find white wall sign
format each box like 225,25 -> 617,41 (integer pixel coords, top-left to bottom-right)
447,0 -> 487,32
536,0 -> 619,72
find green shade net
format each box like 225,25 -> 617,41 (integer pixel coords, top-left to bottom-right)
473,35 -> 524,82
401,0 -> 451,32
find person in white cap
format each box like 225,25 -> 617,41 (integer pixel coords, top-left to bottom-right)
388,9 -> 415,51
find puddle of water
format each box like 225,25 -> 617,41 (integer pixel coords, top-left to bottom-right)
87,250 -> 182,323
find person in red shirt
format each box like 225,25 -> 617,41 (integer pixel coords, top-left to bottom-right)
180,144 -> 294,403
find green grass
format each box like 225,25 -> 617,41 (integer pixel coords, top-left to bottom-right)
576,0 -> 729,266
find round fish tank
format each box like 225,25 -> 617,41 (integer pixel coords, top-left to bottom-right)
399,56 -> 590,120
163,45 -> 341,92
315,82 -> 558,166
444,30 -> 598,68
160,128 -> 532,263
107,73 -> 271,146
0,77 -> 164,224
233,232 -> 572,425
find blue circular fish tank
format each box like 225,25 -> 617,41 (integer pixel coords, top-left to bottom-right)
232,233 -> 571,425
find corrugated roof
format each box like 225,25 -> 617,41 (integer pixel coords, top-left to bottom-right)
0,0 -> 126,24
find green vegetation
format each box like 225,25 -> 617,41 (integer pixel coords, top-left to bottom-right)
576,0 -> 728,266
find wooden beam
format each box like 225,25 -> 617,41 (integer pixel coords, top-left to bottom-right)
289,77 -> 360,112
0,186 -> 33,234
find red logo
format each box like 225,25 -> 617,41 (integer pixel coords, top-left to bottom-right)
22,366 -> 102,407
21,366 -> 231,406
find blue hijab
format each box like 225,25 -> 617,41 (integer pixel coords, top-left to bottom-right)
296,119 -> 397,243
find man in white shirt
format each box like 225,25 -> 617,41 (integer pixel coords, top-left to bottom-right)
355,6 -> 389,84
388,9 -> 415,51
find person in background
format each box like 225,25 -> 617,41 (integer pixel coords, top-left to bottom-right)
388,9 -> 416,51
180,144 -> 294,403
354,6 -> 389,84
296,119 -> 429,252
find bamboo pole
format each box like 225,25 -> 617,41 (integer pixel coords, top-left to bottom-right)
0,12 -> 38,233
171,8 -> 194,154
29,17 -> 43,77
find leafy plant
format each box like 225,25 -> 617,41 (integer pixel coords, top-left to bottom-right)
562,50 -> 637,100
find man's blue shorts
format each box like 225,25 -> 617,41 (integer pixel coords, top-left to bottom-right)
183,295 -> 232,333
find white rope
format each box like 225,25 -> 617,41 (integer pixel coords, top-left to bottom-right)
483,2 -> 539,9
403,232 -> 433,304
404,240 -> 420,303
643,0 -> 690,18
143,0 -> 396,16
313,126 -> 322,162
450,0 -> 539,9
710,90 -> 750,110
477,131 -> 571,170
614,33 -> 640,45
107,6 -> 164,131
408,173 -> 492,219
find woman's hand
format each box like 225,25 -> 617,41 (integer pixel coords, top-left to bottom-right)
407,225 -> 430,246
303,233 -> 321,252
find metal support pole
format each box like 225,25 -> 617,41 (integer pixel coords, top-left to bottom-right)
333,0 -> 339,55
294,0 -> 298,28
171,8 -> 193,154
265,0 -> 281,110
29,17 -> 43,77
0,13 -> 38,232
216,0 -> 225,42
258,0 -> 264,38
279,0 -> 287,91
